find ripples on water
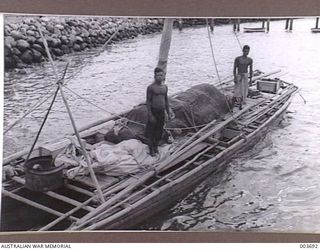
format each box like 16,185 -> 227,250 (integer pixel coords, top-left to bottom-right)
3,18 -> 320,233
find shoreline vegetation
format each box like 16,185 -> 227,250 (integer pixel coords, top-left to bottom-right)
4,16 -> 263,72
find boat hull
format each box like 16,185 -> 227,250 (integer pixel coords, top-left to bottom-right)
95,99 -> 292,230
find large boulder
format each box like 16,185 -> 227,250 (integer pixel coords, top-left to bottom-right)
26,30 -> 36,37
31,49 -> 43,62
12,47 -> 22,56
32,43 -> 45,54
27,35 -> 37,45
60,36 -> 69,45
16,39 -> 30,52
73,44 -> 81,51
55,24 -> 64,30
4,45 -> 12,56
4,25 -> 12,36
52,48 -> 64,56
5,56 -> 16,69
20,49 -> 34,64
4,36 -> 17,48
76,36 -> 84,43
10,30 -> 24,40
61,44 -> 70,54
46,24 -> 55,33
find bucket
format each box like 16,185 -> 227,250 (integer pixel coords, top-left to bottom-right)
24,156 -> 64,192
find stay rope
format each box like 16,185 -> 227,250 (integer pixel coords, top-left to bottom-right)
205,19 -> 236,118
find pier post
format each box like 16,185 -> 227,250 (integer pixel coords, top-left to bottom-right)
262,20 -> 265,28
209,18 -> 214,32
267,19 -> 270,32
233,19 -> 237,32
289,18 -> 293,31
315,17 -> 319,29
285,19 -> 289,29
178,18 -> 183,31
237,19 -> 240,32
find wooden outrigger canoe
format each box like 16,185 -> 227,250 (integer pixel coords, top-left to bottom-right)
1,73 -> 298,231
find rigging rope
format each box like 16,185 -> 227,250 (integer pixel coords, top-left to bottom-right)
205,19 -> 236,118
234,31 -> 243,51
4,87 -> 56,134
206,19 -> 221,84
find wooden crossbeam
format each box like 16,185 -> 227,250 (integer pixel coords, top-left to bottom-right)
2,189 -> 77,221
12,177 -> 94,212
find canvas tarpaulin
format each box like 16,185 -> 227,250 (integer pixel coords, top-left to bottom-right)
105,83 -> 230,144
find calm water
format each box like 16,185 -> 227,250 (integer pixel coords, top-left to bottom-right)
3,18 -> 320,233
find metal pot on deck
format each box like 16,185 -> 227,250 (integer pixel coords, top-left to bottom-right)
24,156 -> 64,192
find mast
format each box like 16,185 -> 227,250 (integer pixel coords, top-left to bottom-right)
157,18 -> 174,74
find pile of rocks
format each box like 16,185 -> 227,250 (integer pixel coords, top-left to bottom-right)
4,17 -> 163,70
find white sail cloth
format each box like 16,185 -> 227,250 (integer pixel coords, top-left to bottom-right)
55,139 -> 172,177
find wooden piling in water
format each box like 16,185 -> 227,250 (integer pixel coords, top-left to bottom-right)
209,18 -> 214,32
289,18 -> 293,31
285,19 -> 289,29
262,20 -> 265,28
315,17 -> 319,29
267,19 -> 270,32
237,19 -> 240,32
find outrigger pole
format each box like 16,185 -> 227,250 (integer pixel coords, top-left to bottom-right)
36,21 -> 105,203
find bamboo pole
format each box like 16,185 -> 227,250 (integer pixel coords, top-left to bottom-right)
39,197 -> 95,231
2,189 -> 77,221
36,21 -> 105,203
12,176 -> 94,211
58,85 -> 105,203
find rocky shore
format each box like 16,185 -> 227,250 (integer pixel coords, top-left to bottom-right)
4,16 -> 164,71
3,16 -> 245,71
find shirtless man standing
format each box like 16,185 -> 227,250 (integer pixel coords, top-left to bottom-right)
145,67 -> 174,156
233,45 -> 253,109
